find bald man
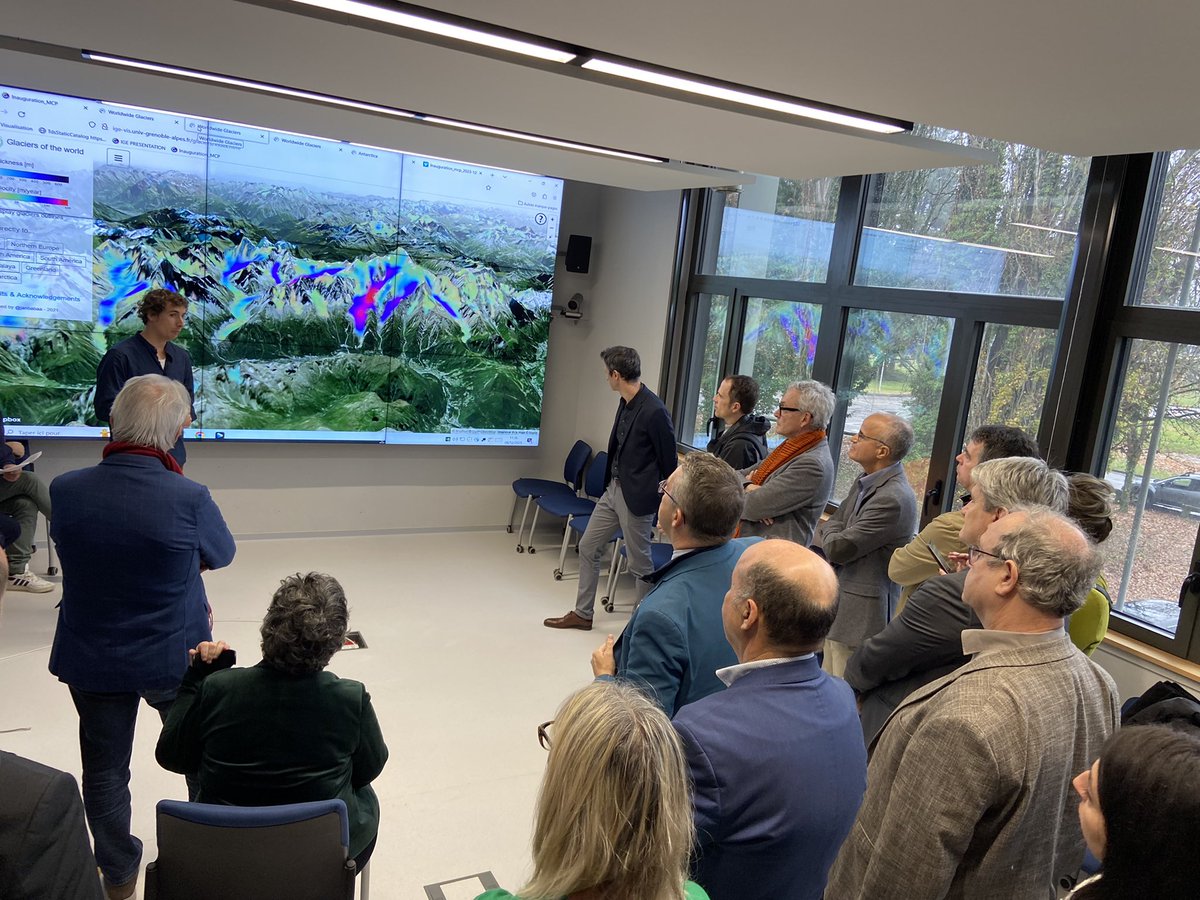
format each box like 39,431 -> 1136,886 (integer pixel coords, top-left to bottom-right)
827,508 -> 1118,899
814,412 -> 919,676
672,540 -> 867,900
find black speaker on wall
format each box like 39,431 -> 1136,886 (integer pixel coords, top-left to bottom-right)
565,234 -> 592,273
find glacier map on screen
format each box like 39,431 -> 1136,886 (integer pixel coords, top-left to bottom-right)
0,84 -> 563,446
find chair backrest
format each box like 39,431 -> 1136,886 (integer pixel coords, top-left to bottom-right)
563,440 -> 593,492
584,452 -> 609,499
144,799 -> 355,900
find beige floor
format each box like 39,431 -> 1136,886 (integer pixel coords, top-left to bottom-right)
0,527 -> 632,899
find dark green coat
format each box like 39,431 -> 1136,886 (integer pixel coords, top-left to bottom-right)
157,661 -> 388,857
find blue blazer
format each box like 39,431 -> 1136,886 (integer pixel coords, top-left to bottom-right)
672,656 -> 867,900
49,455 -> 236,693
612,538 -> 758,716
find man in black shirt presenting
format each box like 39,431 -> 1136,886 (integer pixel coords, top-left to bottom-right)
94,289 -> 196,467
544,347 -> 677,631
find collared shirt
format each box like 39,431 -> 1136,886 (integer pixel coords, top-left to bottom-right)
961,627 -> 1066,656
853,461 -> 903,516
716,652 -> 816,687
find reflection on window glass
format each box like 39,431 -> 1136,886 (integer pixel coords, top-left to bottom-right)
855,127 -> 1088,298
832,310 -> 952,501
1101,339 -> 1200,637
739,299 -> 821,447
1136,149 -> 1200,309
709,177 -> 840,282
681,294 -> 730,446
963,323 -> 1057,438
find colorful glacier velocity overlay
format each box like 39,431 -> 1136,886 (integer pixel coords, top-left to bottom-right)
0,192 -> 68,206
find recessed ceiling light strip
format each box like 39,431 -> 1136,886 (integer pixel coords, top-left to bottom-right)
81,50 -> 664,164
285,0 -> 578,64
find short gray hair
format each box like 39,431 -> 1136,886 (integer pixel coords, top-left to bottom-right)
972,457 -> 1068,514
878,414 -> 915,461
110,374 -> 191,452
990,506 -> 1103,617
260,572 -> 349,674
673,453 -> 744,543
788,380 -> 836,429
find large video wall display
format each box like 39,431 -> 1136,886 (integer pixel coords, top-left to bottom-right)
0,84 -> 563,446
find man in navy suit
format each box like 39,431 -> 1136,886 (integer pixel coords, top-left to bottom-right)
49,374 -> 235,900
672,539 -> 867,900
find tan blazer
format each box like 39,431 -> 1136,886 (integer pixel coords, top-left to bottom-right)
825,634 -> 1119,900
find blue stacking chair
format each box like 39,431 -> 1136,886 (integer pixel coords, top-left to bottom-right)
602,539 -> 674,612
144,799 -> 365,900
553,517 -> 622,582
527,451 -> 607,555
509,440 -> 592,553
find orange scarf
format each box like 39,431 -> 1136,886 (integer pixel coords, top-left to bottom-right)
749,429 -> 826,485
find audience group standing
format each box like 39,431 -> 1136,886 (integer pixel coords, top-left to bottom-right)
3,340 -> 1197,900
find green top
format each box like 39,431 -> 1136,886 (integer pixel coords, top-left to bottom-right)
476,883 -> 711,900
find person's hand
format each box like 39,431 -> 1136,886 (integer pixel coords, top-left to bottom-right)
189,640 -> 230,664
759,516 -> 775,526
744,483 -> 761,493
591,634 -> 616,677
946,551 -> 969,573
6,441 -> 25,459
1,465 -> 20,483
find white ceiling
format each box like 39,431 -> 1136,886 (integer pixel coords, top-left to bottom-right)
4,1 -> 1192,191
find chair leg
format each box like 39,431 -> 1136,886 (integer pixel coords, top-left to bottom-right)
553,515 -> 574,580
514,496 -> 533,552
602,538 -> 623,611
524,506 -> 541,554
359,859 -> 370,900
45,516 -> 57,576
507,494 -> 520,533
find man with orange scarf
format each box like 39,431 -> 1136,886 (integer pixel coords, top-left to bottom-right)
737,380 -> 836,547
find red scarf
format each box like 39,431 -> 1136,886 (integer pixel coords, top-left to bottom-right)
102,441 -> 183,475
749,429 -> 826,485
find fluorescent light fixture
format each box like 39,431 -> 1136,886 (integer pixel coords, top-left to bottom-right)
421,116 -> 664,163
1010,222 -> 1078,237
83,51 -> 664,165
581,57 -> 906,135
865,226 -> 1056,259
1156,246 -> 1200,259
84,52 -> 416,119
284,0 -> 577,63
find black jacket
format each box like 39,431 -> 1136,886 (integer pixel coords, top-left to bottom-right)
605,384 -> 678,516
706,414 -> 770,470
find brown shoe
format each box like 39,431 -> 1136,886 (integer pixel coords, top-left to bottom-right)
102,872 -> 138,900
543,611 -> 593,630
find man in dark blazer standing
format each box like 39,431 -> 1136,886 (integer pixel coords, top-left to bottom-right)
814,411 -> 918,677
545,346 -> 676,631
49,374 -> 236,900
672,539 -> 866,900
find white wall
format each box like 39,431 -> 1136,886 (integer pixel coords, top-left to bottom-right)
1093,644 -> 1200,703
32,182 -> 684,538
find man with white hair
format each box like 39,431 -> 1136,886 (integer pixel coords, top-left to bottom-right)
48,374 -> 235,900
736,380 -> 836,545
845,456 -> 1069,743
826,507 -> 1119,899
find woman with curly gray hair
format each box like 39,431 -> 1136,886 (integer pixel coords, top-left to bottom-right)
156,572 -> 387,873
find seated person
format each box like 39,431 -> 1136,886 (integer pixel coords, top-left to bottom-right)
1065,473 -> 1116,655
737,380 -> 836,546
156,572 -> 388,873
477,681 -> 709,900
0,425 -> 53,593
705,374 -> 769,469
887,424 -> 1038,612
1069,724 -> 1200,898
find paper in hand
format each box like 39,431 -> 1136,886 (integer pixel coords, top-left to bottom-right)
1,450 -> 41,472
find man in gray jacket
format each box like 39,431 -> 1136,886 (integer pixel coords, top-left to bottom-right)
737,380 -> 835,546
814,412 -> 918,677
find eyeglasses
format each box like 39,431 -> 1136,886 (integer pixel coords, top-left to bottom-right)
658,479 -> 680,506
537,720 -> 554,750
775,405 -> 803,414
853,430 -> 891,450
967,546 -> 1006,566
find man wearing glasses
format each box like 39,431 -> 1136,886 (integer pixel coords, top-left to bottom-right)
544,346 -> 677,631
844,456 -> 1068,744
736,380 -> 836,546
589,453 -> 755,715
813,412 -> 918,677
827,506 -> 1118,899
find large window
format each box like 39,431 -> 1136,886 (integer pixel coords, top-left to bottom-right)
1137,149 -> 1200,309
856,129 -> 1089,298
963,323 -> 1058,439
678,294 -> 730,447
739,298 -> 821,444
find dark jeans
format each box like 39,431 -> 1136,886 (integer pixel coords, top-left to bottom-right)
70,686 -> 198,885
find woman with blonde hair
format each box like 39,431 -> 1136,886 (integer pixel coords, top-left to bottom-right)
479,681 -> 708,900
